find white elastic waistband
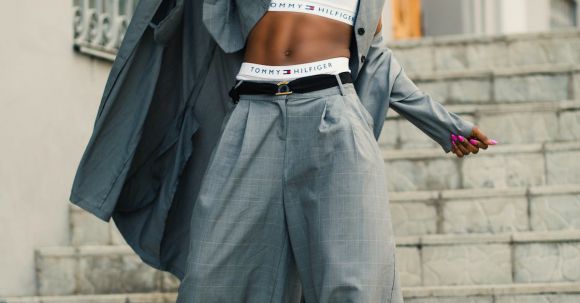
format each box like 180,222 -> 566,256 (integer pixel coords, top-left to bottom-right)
235,57 -> 351,82
268,0 -> 356,25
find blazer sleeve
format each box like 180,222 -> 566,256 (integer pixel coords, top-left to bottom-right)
368,32 -> 474,153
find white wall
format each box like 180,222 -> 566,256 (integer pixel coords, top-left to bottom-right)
499,0 -> 550,34
422,0 -> 467,36
381,0 -> 393,41
0,1 -> 110,296
498,0 -> 529,33
418,0 -> 554,37
526,0 -> 551,31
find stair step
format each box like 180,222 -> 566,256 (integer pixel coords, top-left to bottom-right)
2,282 -> 580,302
380,100 -> 580,150
68,184 -> 580,249
390,184 -> 580,236
36,230 -> 580,294
69,204 -> 126,246
381,141 -> 580,192
387,29 -> 580,74
396,230 -> 580,287
34,246 -> 179,296
403,281 -> 580,303
0,292 -> 173,303
404,64 -> 580,104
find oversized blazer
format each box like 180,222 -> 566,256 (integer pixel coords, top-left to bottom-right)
69,0 -> 474,280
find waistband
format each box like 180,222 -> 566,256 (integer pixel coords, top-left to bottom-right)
235,80 -> 358,101
268,0 -> 356,25
235,57 -> 351,82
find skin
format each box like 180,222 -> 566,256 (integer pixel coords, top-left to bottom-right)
244,11 -> 382,64
451,126 -> 496,158
243,13 -> 494,157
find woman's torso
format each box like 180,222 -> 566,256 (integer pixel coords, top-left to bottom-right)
242,0 -> 361,65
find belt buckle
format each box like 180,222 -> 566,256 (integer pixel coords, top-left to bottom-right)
275,81 -> 293,95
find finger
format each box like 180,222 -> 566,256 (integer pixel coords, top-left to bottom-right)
469,138 -> 488,150
461,141 -> 476,154
453,146 -> 463,158
470,144 -> 479,154
456,136 -> 471,155
451,133 -> 458,143
460,136 -> 479,154
452,141 -> 465,157
465,141 -> 479,154
451,142 -> 458,156
457,141 -> 471,155
473,126 -> 497,146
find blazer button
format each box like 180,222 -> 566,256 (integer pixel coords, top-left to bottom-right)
361,55 -> 366,63
357,27 -> 365,35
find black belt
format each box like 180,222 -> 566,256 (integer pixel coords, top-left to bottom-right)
228,71 -> 353,103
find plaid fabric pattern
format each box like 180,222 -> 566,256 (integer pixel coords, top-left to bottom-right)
176,82 -> 403,303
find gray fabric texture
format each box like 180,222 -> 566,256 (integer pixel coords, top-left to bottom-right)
175,82 -> 403,303
68,0 -> 473,294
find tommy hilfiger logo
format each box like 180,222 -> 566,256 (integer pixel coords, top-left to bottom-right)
249,62 -> 334,76
269,1 -> 355,24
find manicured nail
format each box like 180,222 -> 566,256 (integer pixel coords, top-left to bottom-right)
489,139 -> 498,145
469,139 -> 479,145
451,134 -> 458,142
458,135 -> 465,142
452,141 -> 457,146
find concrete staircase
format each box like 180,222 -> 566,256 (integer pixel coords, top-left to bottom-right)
3,30 -> 580,303
388,29 -> 580,74
384,29 -> 580,303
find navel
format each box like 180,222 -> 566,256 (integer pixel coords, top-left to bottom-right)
284,49 -> 292,56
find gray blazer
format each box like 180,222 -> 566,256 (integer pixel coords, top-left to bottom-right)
69,0 -> 474,280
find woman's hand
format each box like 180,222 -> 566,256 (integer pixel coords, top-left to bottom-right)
450,126 -> 497,158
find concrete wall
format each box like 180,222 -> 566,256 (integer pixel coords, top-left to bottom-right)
419,0 -> 570,37
381,0 -> 393,41
499,0 -> 551,34
421,0 -> 466,36
0,1 -> 110,296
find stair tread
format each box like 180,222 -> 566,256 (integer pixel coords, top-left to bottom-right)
387,28 -> 580,48
0,292 -> 171,303
406,63 -> 580,81
403,281 -> 580,298
382,141 -> 580,160
390,184 -> 580,201
386,100 -> 580,119
397,229 -> 580,246
3,282 -> 580,301
37,229 -> 580,256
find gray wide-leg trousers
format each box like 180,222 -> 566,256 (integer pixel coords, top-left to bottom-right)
175,78 -> 404,303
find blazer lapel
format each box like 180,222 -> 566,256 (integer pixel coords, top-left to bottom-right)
351,0 -> 384,80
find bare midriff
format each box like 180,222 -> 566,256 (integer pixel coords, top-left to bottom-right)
243,11 -> 361,66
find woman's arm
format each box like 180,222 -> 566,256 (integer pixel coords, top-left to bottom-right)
364,23 -> 495,156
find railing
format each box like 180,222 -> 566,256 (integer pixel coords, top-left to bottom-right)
73,0 -> 139,61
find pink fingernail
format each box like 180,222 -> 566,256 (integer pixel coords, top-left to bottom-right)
469,139 -> 479,145
451,134 -> 458,142
489,139 -> 498,145
452,141 -> 457,146
458,135 -> 465,142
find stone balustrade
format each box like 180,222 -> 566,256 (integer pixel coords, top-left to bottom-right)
73,0 -> 138,60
